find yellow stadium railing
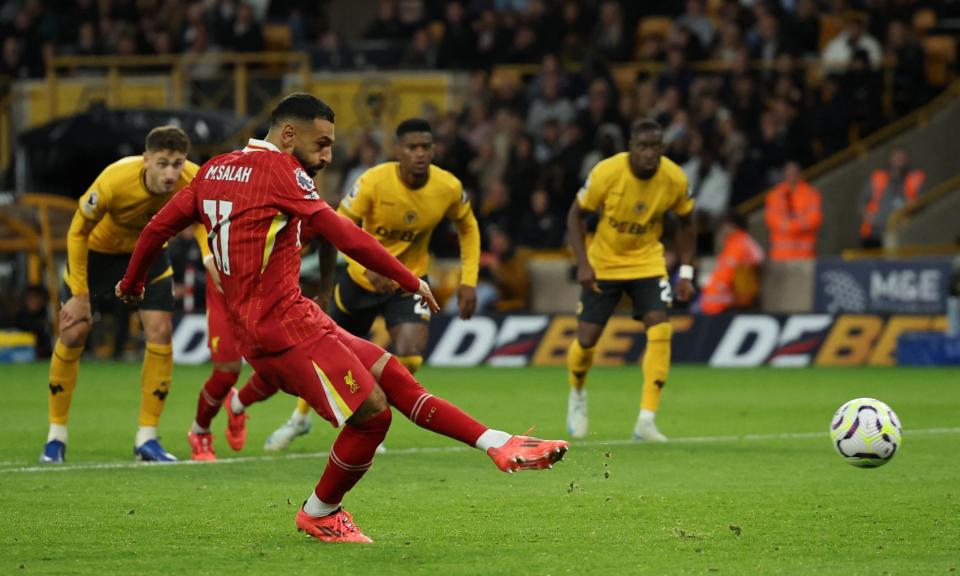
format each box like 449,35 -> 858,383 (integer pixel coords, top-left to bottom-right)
0,193 -> 80,329
45,52 -> 311,120
887,172 -> 960,231
841,244 -> 960,260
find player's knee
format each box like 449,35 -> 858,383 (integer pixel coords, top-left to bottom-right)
142,315 -> 173,344
577,325 -> 602,349
354,383 -> 389,421
214,360 -> 242,374
643,312 -> 669,331
60,323 -> 90,348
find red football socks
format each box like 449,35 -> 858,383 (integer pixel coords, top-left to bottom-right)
314,408 -> 392,505
195,369 -> 238,428
377,357 -> 487,447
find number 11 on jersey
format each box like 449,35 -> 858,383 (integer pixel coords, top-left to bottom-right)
202,199 -> 233,275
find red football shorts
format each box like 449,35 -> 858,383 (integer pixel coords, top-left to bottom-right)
246,326 -> 386,428
206,279 -> 242,364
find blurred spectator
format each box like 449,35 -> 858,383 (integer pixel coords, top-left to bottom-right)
576,78 -> 622,145
74,21 -> 100,56
437,1 -> 475,69
822,14 -> 882,70
790,0 -> 820,57
526,74 -> 575,136
536,118 -> 564,165
313,31 -> 349,70
885,19 -> 927,116
363,0 -> 405,41
843,49 -> 883,136
700,212 -> 764,315
764,160 -> 822,260
579,123 -> 624,182
477,179 -> 513,234
811,74 -> 850,157
748,11 -> 788,67
14,284 -> 51,358
859,147 -> 926,249
684,133 -> 732,222
684,132 -> 731,254
1,36 -> 27,78
658,47 -> 694,102
340,136 -> 382,199
518,189 -> 564,249
403,26 -> 436,68
503,132 -> 540,212
593,1 -> 630,62
678,0 -> 716,53
479,225 -> 527,310
230,2 -> 264,52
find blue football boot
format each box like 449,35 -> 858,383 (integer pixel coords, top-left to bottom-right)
134,439 -> 178,462
40,439 -> 66,463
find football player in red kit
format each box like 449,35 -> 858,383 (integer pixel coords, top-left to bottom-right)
118,93 -> 568,543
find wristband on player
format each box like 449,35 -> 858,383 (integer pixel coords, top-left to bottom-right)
679,265 -> 695,280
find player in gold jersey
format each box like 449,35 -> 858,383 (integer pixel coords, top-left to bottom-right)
264,118 -> 481,450
565,119 -> 697,442
41,126 -> 200,463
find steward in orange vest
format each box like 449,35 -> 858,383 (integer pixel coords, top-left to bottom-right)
859,148 -> 925,246
701,214 -> 765,315
764,162 -> 822,261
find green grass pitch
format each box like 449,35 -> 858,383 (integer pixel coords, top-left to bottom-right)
1,363 -> 958,575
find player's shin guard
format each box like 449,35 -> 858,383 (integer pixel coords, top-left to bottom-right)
195,369 -> 239,429
314,409 -> 392,505
139,342 -> 173,426
48,340 -> 83,425
294,397 -> 311,417
397,355 -> 423,374
378,356 -> 487,446
237,372 -> 279,407
641,322 -> 672,413
567,339 -> 595,390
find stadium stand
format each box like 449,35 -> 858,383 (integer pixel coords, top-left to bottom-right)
1,0 -> 959,348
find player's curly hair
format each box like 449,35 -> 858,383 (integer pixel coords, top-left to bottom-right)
145,126 -> 190,154
396,118 -> 432,138
270,92 -> 335,125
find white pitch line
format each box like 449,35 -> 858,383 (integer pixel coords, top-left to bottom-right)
3,427 -> 958,475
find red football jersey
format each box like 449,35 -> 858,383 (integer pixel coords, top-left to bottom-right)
121,139 -> 420,357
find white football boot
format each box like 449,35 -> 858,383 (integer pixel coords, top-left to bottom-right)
566,388 -> 588,439
263,416 -> 312,451
632,411 -> 668,442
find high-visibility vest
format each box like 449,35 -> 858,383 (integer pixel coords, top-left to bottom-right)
764,180 -> 822,261
859,170 -> 926,238
701,229 -> 764,315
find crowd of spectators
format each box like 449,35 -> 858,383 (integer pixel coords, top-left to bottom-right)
1,0 -> 952,259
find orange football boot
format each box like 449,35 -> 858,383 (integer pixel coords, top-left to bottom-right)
487,434 -> 569,473
295,508 -> 373,543
224,388 -> 248,451
187,431 -> 216,461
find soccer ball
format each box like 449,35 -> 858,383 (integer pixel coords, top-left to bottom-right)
829,398 -> 902,468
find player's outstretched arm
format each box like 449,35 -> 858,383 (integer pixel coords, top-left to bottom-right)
116,186 -> 199,304
306,206 -> 439,312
